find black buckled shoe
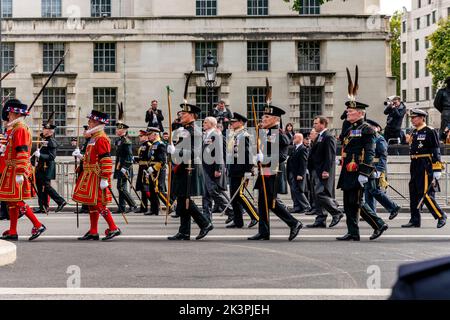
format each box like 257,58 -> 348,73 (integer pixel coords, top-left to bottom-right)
329,213 -> 344,228
247,233 -> 270,240
168,233 -> 190,240
226,222 -> 242,229
102,228 -> 121,241
126,206 -> 138,213
370,224 -> 389,241
196,224 -> 214,240
225,216 -> 233,224
55,201 -> 67,213
32,207 -> 46,214
401,222 -> 420,228
78,232 -> 100,241
247,219 -> 258,228
1,231 -> 18,241
289,222 -> 303,241
306,222 -> 326,229
29,225 -> 47,241
336,234 -> 360,241
389,205 -> 401,220
437,215 -> 447,229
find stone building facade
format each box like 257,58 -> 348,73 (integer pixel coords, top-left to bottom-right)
0,0 -> 395,136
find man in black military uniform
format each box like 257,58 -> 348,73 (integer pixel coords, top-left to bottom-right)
401,109 -> 447,229
390,256 -> 450,299
134,129 -> 153,214
113,107 -> 137,213
434,77 -> 450,142
167,103 -> 214,240
144,127 -> 168,216
32,117 -> 67,213
248,106 -> 302,241
336,101 -> 389,241
226,112 -> 258,229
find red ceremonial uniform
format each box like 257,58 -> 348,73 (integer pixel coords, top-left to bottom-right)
0,120 -> 43,237
72,129 -> 118,236
73,130 -> 113,205
0,121 -> 34,200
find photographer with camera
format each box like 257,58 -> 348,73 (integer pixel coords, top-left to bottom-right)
211,100 -> 233,134
383,96 -> 406,144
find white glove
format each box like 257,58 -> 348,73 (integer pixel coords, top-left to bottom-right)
0,144 -> 6,154
148,167 -> 154,174
100,179 -> 109,190
244,172 -> 252,180
358,175 -> 369,187
336,159 -> 341,165
433,172 -> 442,180
167,144 -> 176,155
72,148 -> 83,159
256,152 -> 264,163
34,150 -> 41,158
120,168 -> 128,175
16,175 -> 24,185
374,171 -> 382,179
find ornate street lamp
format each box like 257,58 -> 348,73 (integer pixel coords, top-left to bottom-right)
203,50 -> 218,110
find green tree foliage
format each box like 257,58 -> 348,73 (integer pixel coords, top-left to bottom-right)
427,18 -> 450,89
283,0 -> 345,12
390,11 -> 402,95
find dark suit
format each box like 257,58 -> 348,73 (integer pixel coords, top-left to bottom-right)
287,144 -> 310,212
145,109 -> 165,132
201,129 -> 231,220
309,130 -> 343,224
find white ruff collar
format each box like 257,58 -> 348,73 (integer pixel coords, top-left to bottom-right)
6,118 -> 24,128
86,124 -> 105,135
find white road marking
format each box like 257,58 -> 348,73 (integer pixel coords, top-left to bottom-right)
0,287 -> 392,297
14,234 -> 450,240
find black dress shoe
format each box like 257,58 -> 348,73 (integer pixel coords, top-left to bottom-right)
77,232 -> 100,241
0,216 -> 8,221
225,216 -> 233,224
79,207 -> 89,214
226,222 -> 242,229
306,222 -> 326,228
29,225 -> 47,241
102,228 -> 121,241
401,222 -> 420,228
248,233 -> 270,240
168,233 -> 190,240
127,206 -> 138,213
289,208 -> 301,214
196,224 -> 214,240
32,207 -> 46,214
370,224 -> 389,241
55,201 -> 67,213
329,213 -> 344,228
170,213 -> 180,218
1,233 -> 18,241
437,215 -> 447,228
389,205 -> 401,220
336,234 -> 360,241
134,207 -> 148,214
289,222 -> 303,241
247,219 -> 258,228
305,210 -> 317,216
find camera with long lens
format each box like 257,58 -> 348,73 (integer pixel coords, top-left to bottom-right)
384,99 -> 393,107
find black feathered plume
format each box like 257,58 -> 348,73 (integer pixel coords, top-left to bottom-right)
184,71 -> 193,105
117,102 -> 124,123
346,65 -> 359,102
46,111 -> 55,125
265,77 -> 272,106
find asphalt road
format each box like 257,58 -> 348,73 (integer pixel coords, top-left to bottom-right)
1,209 -> 450,300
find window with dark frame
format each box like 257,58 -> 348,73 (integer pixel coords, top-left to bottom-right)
91,0 -> 111,17
415,88 -> 420,101
1,88 -> 16,101
195,42 -> 218,72
247,41 -> 269,71
402,42 -> 406,54
43,88 -> 67,136
42,0 -> 61,18
247,87 -> 268,128
1,0 -> 12,17
298,0 -> 320,15
415,38 -> 419,51
299,87 -> 323,130
93,88 -> 117,134
94,42 -> 116,72
402,62 -> 407,80
195,87 -> 219,121
298,41 -> 320,71
0,43 -> 15,73
425,87 -> 430,101
425,58 -> 429,77
196,0 -> 217,16
415,60 -> 420,78
43,43 -> 65,72
248,0 -> 268,15
402,89 -> 407,102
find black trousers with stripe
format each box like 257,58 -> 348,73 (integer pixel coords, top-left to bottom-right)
230,176 -> 259,228
409,159 -> 446,226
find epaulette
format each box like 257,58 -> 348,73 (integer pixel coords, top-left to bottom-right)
361,122 -> 375,135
